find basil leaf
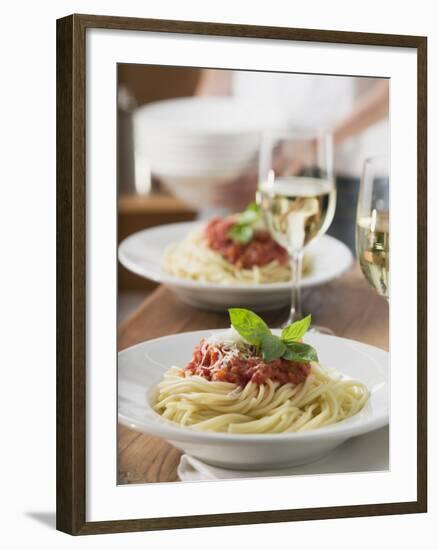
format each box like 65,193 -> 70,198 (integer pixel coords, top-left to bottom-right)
228,224 -> 253,244
260,333 -> 286,362
228,203 -> 261,243
282,341 -> 319,363
236,209 -> 258,225
246,202 -> 260,213
281,315 -> 312,343
228,308 -> 270,345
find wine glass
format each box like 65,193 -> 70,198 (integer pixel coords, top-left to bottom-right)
356,155 -> 389,300
257,129 -> 336,330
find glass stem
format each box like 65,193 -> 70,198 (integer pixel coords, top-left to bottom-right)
287,250 -> 303,325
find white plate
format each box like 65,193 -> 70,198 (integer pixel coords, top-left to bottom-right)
118,331 -> 389,470
118,221 -> 353,311
177,426 -> 389,480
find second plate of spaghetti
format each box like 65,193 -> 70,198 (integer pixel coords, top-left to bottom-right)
118,313 -> 388,470
118,220 -> 353,311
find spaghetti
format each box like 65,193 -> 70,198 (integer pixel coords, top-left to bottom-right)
161,227 -> 311,284
153,329 -> 368,434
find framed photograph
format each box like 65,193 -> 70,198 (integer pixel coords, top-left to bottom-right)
56,13 -> 427,535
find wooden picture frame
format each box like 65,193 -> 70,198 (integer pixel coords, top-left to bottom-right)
56,13 -> 427,535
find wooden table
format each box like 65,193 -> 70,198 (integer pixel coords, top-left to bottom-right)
118,264 -> 389,484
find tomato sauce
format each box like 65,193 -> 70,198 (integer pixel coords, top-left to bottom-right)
204,217 -> 288,269
185,340 -> 311,387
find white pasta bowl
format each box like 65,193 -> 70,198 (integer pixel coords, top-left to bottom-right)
118,221 -> 353,311
133,97 -> 285,174
118,331 -> 389,470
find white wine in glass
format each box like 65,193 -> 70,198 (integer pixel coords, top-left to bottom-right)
356,156 -> 389,300
258,130 -> 336,329
260,176 -> 336,254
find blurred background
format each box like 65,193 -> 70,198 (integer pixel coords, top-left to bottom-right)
117,64 -> 388,321
118,64 -> 199,313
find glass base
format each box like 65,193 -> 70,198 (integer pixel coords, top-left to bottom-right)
308,325 -> 335,336
280,317 -> 334,335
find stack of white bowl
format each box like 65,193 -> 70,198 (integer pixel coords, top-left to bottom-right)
133,97 -> 285,206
